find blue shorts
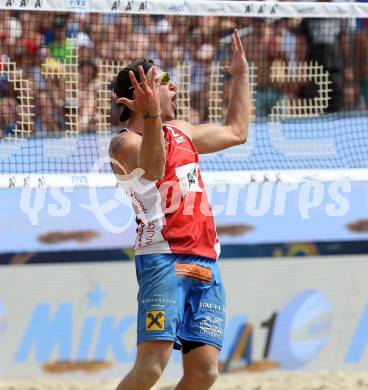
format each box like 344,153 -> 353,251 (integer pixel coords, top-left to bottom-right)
135,253 -> 226,351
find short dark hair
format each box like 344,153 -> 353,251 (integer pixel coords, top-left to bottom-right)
113,58 -> 154,122
79,59 -> 98,79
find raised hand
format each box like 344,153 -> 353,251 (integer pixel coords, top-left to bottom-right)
224,29 -> 249,77
116,65 -> 161,117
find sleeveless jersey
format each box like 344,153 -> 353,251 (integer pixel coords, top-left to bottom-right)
119,124 -> 220,260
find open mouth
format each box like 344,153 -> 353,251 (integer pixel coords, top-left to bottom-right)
171,94 -> 176,110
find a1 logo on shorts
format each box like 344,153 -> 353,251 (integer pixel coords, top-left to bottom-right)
146,311 -> 165,331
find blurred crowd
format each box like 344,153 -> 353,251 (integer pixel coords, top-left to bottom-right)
0,10 -> 368,136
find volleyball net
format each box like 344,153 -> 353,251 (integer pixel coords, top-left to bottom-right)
1,1 -> 368,187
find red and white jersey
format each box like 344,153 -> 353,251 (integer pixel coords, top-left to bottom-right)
120,124 -> 220,260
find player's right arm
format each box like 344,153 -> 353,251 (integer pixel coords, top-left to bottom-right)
139,114 -> 166,180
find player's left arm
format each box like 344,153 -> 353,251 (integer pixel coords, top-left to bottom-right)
171,30 -> 251,154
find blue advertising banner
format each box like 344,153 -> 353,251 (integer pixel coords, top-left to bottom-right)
0,182 -> 367,254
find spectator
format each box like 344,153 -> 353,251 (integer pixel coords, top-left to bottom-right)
34,43 -> 67,133
244,18 -> 286,118
343,66 -> 359,110
297,17 -> 350,113
354,29 -> 368,109
99,16 -> 133,63
106,15 -> 133,47
100,40 -> 126,63
47,14 -> 73,63
84,13 -> 104,55
152,19 -> 184,82
0,97 -> 17,137
133,15 -> 155,34
189,27 -> 215,121
18,12 -> 43,71
277,19 -> 299,66
168,15 -> 189,37
270,19 -> 300,101
125,33 -> 153,63
35,77 -> 65,133
78,59 -> 99,132
76,31 -> 95,62
0,13 -> 22,61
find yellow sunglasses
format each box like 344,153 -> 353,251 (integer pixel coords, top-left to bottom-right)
129,71 -> 170,90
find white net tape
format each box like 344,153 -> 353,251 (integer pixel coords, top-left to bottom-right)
1,1 -> 368,17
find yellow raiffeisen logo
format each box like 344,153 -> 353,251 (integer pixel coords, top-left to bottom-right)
146,311 -> 165,331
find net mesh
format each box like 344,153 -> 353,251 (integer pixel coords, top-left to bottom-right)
0,2 -> 368,183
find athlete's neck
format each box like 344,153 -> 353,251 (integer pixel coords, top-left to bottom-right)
125,115 -> 143,135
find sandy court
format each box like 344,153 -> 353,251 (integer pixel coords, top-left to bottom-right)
1,372 -> 368,390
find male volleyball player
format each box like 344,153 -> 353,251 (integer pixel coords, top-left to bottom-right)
109,30 -> 250,390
